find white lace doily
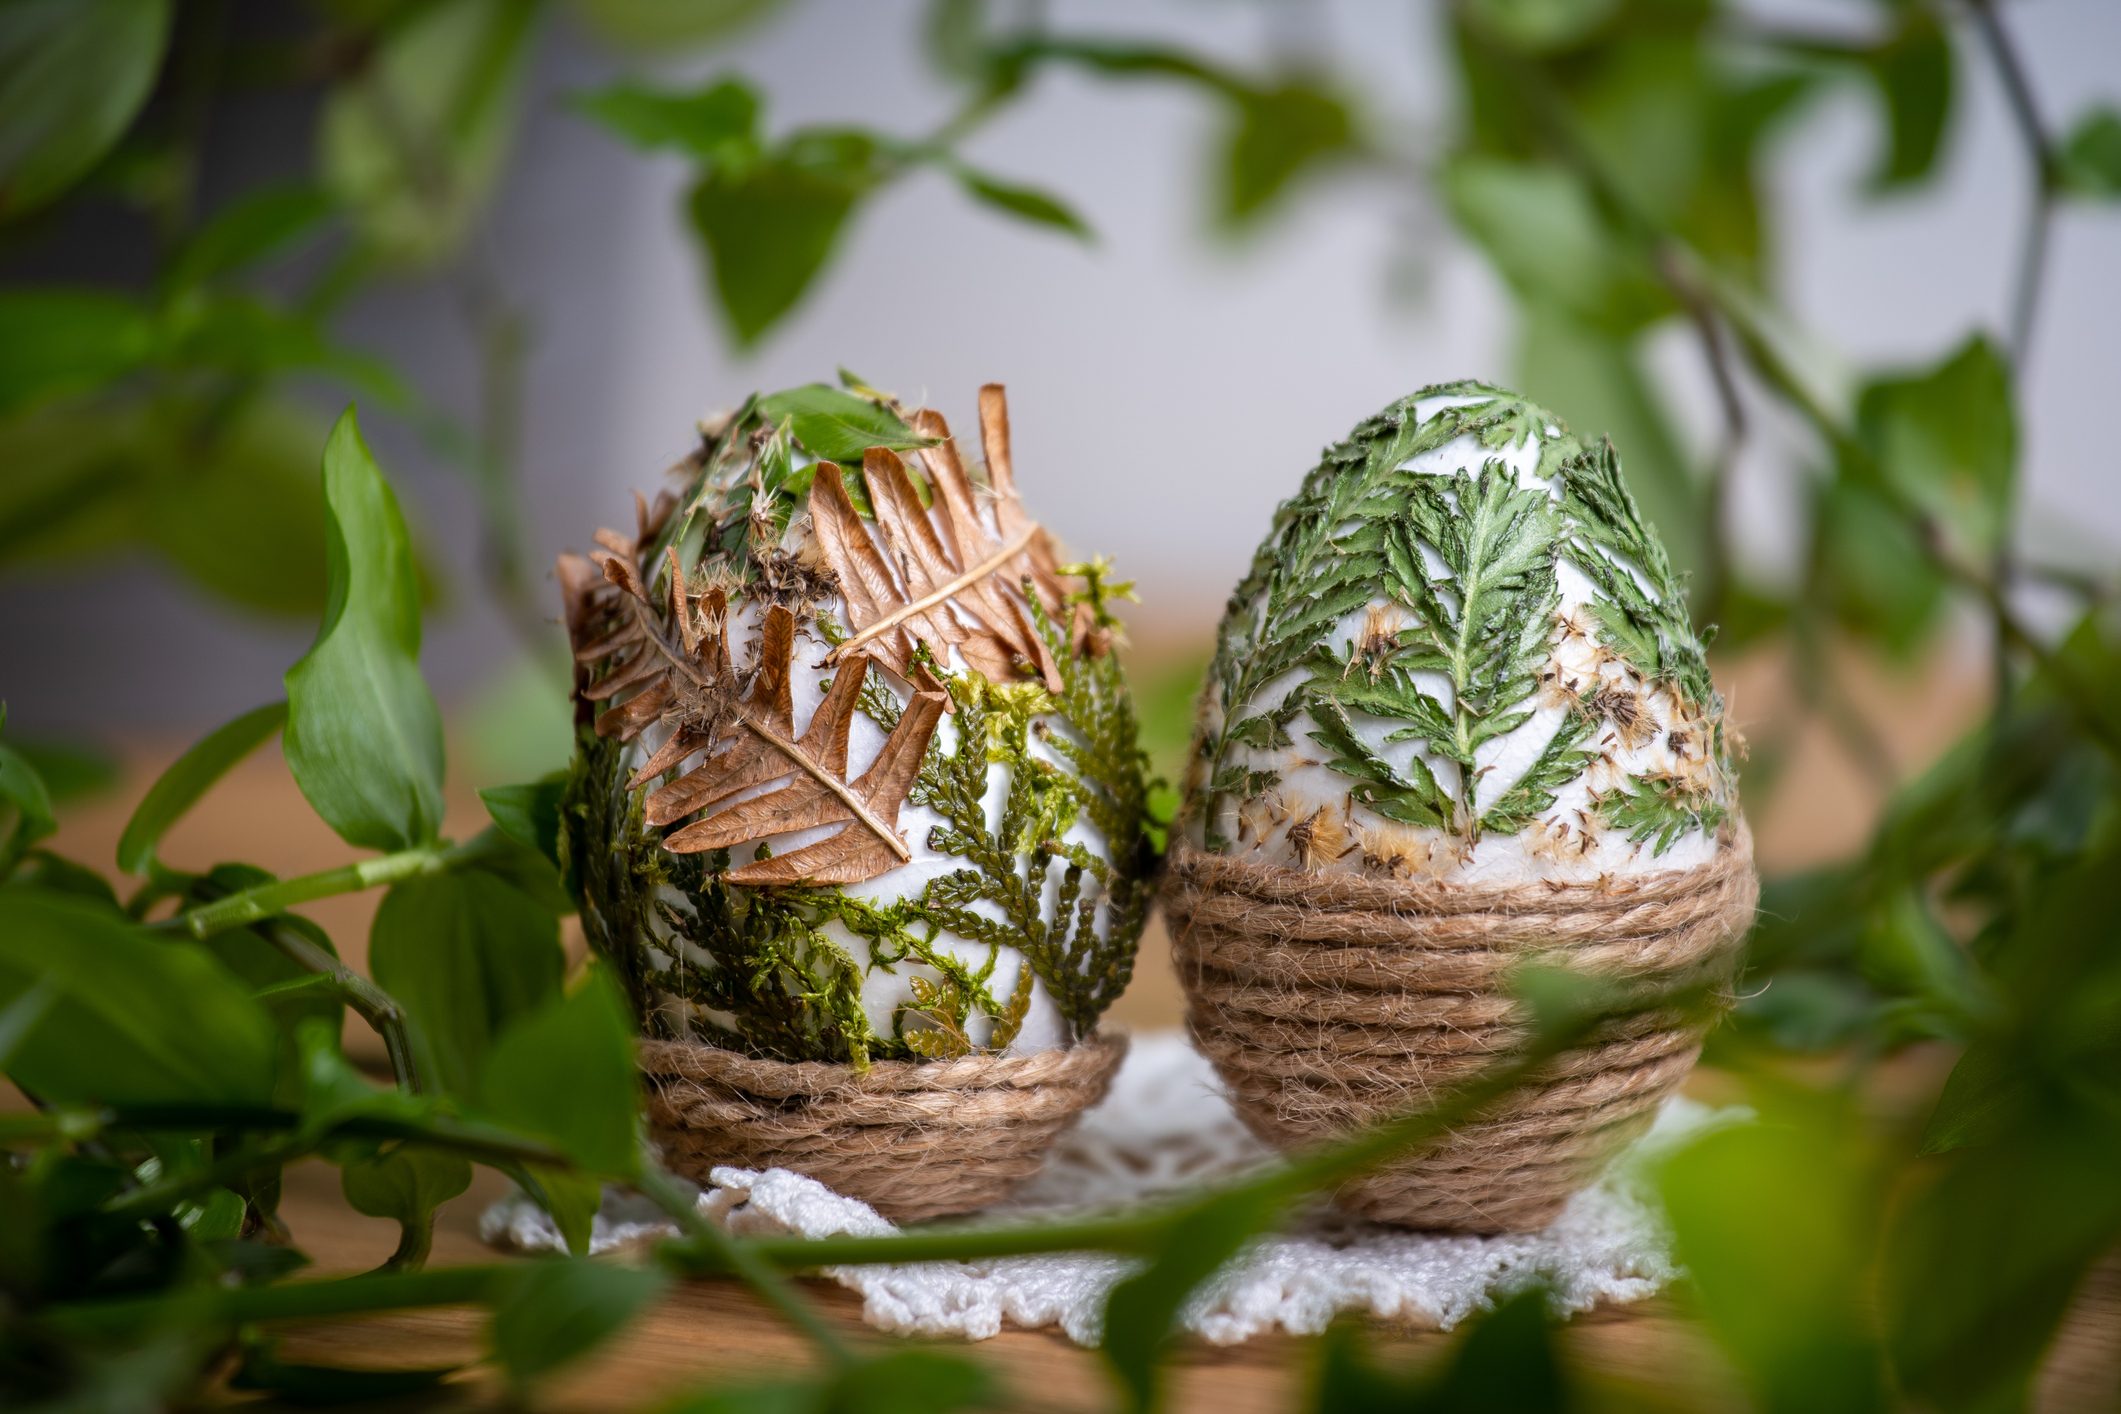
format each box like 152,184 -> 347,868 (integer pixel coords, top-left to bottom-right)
481,1032 -> 1737,1344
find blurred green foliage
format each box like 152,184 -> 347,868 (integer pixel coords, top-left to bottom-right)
5,0 -> 2121,1410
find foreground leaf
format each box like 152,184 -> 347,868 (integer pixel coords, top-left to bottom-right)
341,1143 -> 474,1269
488,1256 -> 668,1390
369,869 -> 562,1099
0,0 -> 174,220
283,408 -> 446,852
2057,105 -> 2121,199
0,289 -> 154,416
117,702 -> 287,874
0,887 -> 278,1106
478,968 -> 641,1179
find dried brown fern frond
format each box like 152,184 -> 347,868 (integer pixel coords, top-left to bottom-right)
561,505 -> 942,887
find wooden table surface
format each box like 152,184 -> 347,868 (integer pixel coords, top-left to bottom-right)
30,644 -> 2121,1410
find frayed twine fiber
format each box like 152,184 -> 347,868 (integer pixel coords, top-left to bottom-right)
1164,828 -> 1758,1233
640,1032 -> 1128,1223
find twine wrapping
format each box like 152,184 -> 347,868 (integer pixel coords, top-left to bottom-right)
1164,829 -> 1758,1233
640,1032 -> 1129,1223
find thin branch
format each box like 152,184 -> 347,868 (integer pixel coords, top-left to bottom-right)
1967,0 -> 2056,364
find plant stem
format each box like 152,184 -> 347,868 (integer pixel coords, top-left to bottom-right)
164,834 -> 504,940
1967,0 -> 2055,365
635,1162 -> 857,1367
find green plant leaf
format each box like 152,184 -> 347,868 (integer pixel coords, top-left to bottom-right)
0,710 -> 57,868
0,887 -> 279,1106
2057,105 -> 2121,199
479,776 -> 567,873
574,77 -> 759,162
949,162 -> 1092,241
117,702 -> 286,875
189,865 -> 346,1039
659,1349 -> 996,1414
754,382 -> 933,464
478,968 -> 640,1179
283,407 -> 446,852
488,1255 -> 668,1390
230,1342 -> 460,1405
1443,156 -> 1672,333
1101,1184 -> 1285,1411
369,869 -> 562,1099
1857,334 -> 2015,561
1860,14 -> 1954,192
0,289 -> 154,416
318,0 -> 538,266
1459,0 -> 1618,53
165,184 -> 335,292
568,0 -> 784,49
1310,1288 -> 1572,1411
1217,79 -> 1356,230
689,133 -> 881,346
0,0 -> 174,220
340,1142 -> 473,1269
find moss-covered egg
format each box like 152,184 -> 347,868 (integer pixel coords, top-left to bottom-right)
1183,380 -> 1742,884
559,381 -> 1153,1067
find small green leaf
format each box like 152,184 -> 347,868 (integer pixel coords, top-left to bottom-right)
1459,0 -> 1617,52
488,1256 -> 667,1389
569,0 -> 784,49
341,1143 -> 473,1269
1443,157 -> 1672,333
117,702 -> 286,874
369,869 -> 562,1100
176,1186 -> 248,1241
754,382 -> 933,464
1101,1185 -> 1285,1411
165,184 -> 335,292
0,289 -> 154,416
660,1349 -> 996,1414
1857,334 -> 2015,560
283,408 -> 447,852
1217,80 -> 1355,230
1311,1288 -> 1571,1411
230,1343 -> 460,1405
2057,105 -> 2121,199
478,776 -> 566,873
574,77 -> 759,162
479,968 -> 641,1179
318,0 -> 538,266
0,0 -> 174,220
0,887 -> 279,1106
689,133 -> 880,346
950,162 -> 1092,241
0,710 -> 57,867
1861,15 -> 1954,192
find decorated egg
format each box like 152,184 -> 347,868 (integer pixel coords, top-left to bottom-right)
559,381 -> 1152,1067
1184,380 -> 1743,884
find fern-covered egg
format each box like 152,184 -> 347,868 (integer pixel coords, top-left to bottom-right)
1184,381 -> 1741,885
560,381 -> 1153,1068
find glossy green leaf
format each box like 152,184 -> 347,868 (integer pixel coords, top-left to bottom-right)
0,289 -> 154,416
117,702 -> 286,874
0,887 -> 279,1106
754,382 -> 933,464
0,0 -> 173,220
369,869 -> 562,1099
341,1142 -> 473,1268
950,162 -> 1092,241
283,408 -> 446,852
689,134 -> 881,346
165,184 -> 335,292
189,865 -> 345,1039
1857,334 -> 2015,560
478,968 -> 640,1179
574,77 -> 759,161
479,776 -> 567,873
488,1256 -> 668,1389
1443,157 -> 1671,333
318,0 -> 538,266
1217,80 -> 1356,230
2057,105 -> 2121,199
0,710 -> 57,867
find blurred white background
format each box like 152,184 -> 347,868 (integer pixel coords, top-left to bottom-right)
5,0 -> 2118,735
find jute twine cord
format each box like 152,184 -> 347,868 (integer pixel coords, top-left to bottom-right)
1164,827 -> 1758,1233
640,1031 -> 1128,1223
